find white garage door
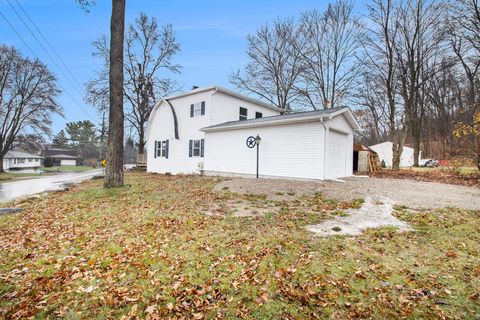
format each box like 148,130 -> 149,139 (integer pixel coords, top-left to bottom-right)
327,130 -> 347,178
60,159 -> 76,166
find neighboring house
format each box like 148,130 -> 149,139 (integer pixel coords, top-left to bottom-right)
43,147 -> 81,166
369,141 -> 421,167
3,150 -> 43,171
49,154 -> 80,166
146,85 -> 361,180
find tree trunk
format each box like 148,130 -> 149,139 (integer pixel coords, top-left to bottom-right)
0,155 -> 4,173
411,121 -> 421,167
413,132 -> 421,167
137,126 -> 145,156
104,0 -> 126,188
392,128 -> 408,171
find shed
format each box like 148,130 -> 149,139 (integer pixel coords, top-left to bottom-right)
369,141 -> 421,167
353,144 -> 379,173
201,107 -> 361,180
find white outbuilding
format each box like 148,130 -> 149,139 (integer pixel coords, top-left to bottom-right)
146,85 -> 361,180
369,141 -> 420,167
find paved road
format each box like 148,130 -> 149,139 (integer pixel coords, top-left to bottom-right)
0,169 -> 103,202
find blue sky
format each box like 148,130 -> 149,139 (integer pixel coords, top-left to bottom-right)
0,0 -> 364,135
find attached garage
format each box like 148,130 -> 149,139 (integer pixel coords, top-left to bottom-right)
202,107 -> 360,180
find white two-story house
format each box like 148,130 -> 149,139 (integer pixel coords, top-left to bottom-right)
146,85 -> 361,180
146,86 -> 281,174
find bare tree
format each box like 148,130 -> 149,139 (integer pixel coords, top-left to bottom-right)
362,0 -> 409,170
87,13 -> 181,157
449,0 -> 480,167
231,18 -> 305,110
298,1 -> 364,109
104,0 -> 126,188
394,0 -> 447,166
0,45 -> 62,172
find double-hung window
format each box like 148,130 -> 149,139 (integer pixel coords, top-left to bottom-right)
255,112 -> 263,118
190,101 -> 205,117
154,140 -> 169,158
189,139 -> 204,157
239,107 -> 248,121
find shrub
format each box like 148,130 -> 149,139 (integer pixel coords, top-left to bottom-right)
43,157 -> 53,167
83,158 -> 98,168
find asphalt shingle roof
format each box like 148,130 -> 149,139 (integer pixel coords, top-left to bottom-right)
4,150 -> 43,159
203,107 -> 348,130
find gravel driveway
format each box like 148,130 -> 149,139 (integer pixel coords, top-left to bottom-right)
215,177 -> 480,210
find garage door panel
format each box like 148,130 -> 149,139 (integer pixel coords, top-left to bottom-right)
327,130 -> 347,178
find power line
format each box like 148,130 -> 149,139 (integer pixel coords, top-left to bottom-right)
5,0 -> 86,98
13,0 -> 85,92
0,7 -> 99,125
0,11 -> 36,56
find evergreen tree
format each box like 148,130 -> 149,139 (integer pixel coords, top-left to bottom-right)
52,130 -> 69,148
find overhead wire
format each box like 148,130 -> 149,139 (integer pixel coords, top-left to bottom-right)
1,2 -> 99,124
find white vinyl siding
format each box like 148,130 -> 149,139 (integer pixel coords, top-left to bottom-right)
326,130 -> 348,178
204,122 -> 325,180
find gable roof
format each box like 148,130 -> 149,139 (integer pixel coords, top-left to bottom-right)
201,107 -> 361,132
49,154 -> 79,159
164,85 -> 284,113
5,150 -> 43,159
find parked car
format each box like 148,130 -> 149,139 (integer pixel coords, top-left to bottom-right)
419,159 -> 439,167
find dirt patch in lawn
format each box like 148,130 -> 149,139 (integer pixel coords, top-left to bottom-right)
202,198 -> 279,217
215,177 -> 480,210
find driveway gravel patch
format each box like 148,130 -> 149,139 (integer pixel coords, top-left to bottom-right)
215,176 -> 480,210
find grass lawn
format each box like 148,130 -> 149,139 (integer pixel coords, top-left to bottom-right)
41,166 -> 96,172
406,166 -> 479,175
0,173 -> 478,319
0,172 -> 42,182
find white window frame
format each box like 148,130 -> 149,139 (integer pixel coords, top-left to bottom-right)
193,102 -> 202,117
156,140 -> 168,158
160,141 -> 167,157
192,139 -> 201,157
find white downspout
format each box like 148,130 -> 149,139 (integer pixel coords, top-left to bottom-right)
320,117 -> 328,180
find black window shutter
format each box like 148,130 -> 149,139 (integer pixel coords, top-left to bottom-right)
189,140 -> 193,157
154,141 -> 157,158
200,139 -> 205,157
165,140 -> 169,159
201,101 -> 205,115
190,104 -> 194,117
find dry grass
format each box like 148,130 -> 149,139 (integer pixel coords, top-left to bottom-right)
0,172 -> 478,319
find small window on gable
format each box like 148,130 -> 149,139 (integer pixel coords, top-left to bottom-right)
255,112 -> 263,119
239,107 -> 248,121
190,101 -> 206,117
